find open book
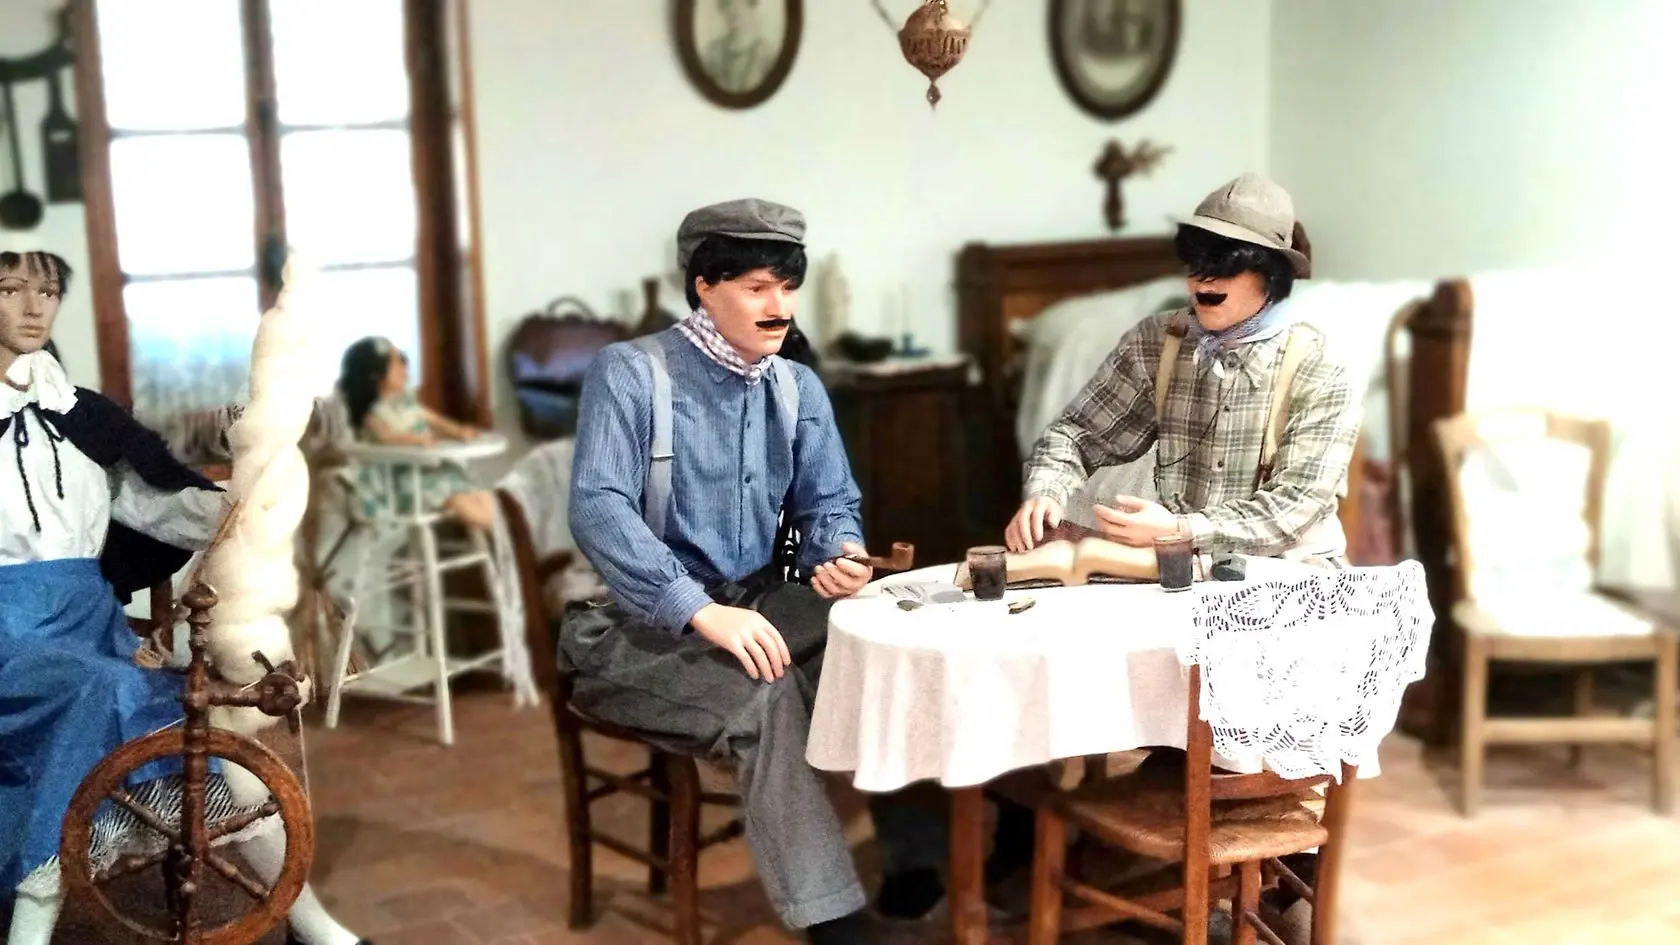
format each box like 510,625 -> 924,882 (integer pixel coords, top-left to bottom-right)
954,522 -> 1161,589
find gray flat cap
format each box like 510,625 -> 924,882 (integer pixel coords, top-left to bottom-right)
676,198 -> 806,269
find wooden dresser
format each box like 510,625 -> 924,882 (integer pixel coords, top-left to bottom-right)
825,361 -> 992,569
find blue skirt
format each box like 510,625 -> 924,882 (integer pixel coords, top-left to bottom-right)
0,558 -> 192,891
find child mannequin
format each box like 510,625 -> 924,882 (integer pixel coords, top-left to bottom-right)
337,336 -> 495,529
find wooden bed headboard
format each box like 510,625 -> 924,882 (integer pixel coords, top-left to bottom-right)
955,235 -> 1181,404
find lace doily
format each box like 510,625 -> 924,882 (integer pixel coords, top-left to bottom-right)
17,772 -> 282,897
1179,561 -> 1433,782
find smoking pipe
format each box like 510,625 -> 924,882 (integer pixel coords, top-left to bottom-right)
843,542 -> 915,572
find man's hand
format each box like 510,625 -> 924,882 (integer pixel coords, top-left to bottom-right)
1092,495 -> 1178,547
1005,497 -> 1064,553
691,603 -> 792,681
812,541 -> 872,599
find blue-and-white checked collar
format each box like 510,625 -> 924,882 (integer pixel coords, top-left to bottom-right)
677,307 -> 768,385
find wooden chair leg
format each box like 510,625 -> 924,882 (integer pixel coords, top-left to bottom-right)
1569,668 -> 1594,769
1654,637 -> 1678,816
1310,767 -> 1354,945
1026,807 -> 1068,945
1232,860 -> 1261,945
1460,637 -> 1489,817
555,719 -> 595,929
648,751 -> 673,895
667,755 -> 704,945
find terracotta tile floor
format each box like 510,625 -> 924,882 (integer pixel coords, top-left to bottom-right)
34,685 -> 1680,943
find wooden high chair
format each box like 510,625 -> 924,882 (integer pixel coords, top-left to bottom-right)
1435,408 -> 1678,815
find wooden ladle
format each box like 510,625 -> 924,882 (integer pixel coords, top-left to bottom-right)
0,78 -> 44,230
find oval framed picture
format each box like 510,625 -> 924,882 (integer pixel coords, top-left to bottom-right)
1048,0 -> 1181,122
674,0 -> 803,110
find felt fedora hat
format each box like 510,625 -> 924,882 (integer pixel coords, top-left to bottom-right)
1180,173 -> 1312,278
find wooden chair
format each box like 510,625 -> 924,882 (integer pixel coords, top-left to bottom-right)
1025,664 -> 1354,945
1435,409 -> 1678,815
493,489 -> 744,945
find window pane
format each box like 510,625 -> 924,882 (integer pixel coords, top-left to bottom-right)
269,0 -> 409,125
296,265 -> 421,396
97,0 -> 248,131
127,277 -> 261,428
279,130 -> 417,266
110,135 -> 257,276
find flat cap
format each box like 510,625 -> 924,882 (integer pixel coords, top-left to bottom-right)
676,198 -> 806,269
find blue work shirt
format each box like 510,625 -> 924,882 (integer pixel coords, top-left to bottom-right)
568,328 -> 865,634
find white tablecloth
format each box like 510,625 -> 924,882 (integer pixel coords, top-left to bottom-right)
806,558 -> 1327,792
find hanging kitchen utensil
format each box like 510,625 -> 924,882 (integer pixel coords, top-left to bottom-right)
40,66 -> 79,203
0,77 -> 45,230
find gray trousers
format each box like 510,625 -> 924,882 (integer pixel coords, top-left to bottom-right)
558,581 -> 948,930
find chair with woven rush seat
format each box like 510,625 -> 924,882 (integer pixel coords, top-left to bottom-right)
493,489 -> 744,945
1435,409 -> 1678,816
1026,564 -> 1431,945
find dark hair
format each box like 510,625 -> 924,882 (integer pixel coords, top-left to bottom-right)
777,320 -> 821,370
0,251 -> 73,295
683,235 -> 808,310
1173,225 -> 1296,303
338,336 -> 403,430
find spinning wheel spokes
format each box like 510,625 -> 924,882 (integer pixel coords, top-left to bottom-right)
60,581 -> 315,945
60,728 -> 315,945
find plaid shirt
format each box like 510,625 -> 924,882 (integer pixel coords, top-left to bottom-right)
1023,309 -> 1362,560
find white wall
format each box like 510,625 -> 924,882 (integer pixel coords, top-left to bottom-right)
1271,0 -> 1680,280
465,0 -> 1271,424
0,1 -> 98,389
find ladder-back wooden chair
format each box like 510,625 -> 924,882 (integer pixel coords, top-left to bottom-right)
1435,408 -> 1678,815
493,489 -> 744,945
1026,563 -> 1429,945
1026,664 -> 1353,945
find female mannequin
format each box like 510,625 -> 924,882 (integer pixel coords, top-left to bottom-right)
0,251 -> 368,945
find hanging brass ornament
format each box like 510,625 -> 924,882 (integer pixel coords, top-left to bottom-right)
873,0 -> 990,108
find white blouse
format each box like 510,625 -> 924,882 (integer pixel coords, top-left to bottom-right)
1,351 -> 223,567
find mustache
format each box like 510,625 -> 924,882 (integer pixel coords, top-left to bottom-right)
755,317 -> 792,329
1194,292 -> 1228,307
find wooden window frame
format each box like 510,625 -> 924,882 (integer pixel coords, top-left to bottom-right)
69,0 -> 491,425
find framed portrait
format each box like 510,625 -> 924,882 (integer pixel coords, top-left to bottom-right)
1048,0 -> 1181,122
674,0 -> 803,110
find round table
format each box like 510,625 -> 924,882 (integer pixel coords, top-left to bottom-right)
806,556 -> 1325,945
807,557 -> 1321,792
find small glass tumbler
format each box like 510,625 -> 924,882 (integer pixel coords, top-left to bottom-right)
1155,533 -> 1195,593
966,545 -> 1009,601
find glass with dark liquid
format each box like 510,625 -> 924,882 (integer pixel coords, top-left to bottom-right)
1154,533 -> 1195,593
966,545 -> 1008,601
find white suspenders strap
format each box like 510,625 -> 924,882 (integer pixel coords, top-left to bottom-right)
631,335 -> 674,539
767,355 -> 801,429
1258,323 -> 1312,487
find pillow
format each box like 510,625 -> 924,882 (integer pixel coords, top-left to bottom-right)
1457,434 -> 1595,599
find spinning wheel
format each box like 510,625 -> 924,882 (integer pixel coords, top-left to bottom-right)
59,583 -> 316,945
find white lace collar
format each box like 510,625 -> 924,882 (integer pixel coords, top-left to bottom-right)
2,350 -> 78,418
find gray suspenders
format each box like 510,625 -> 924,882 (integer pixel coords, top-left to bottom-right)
629,334 -> 801,539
